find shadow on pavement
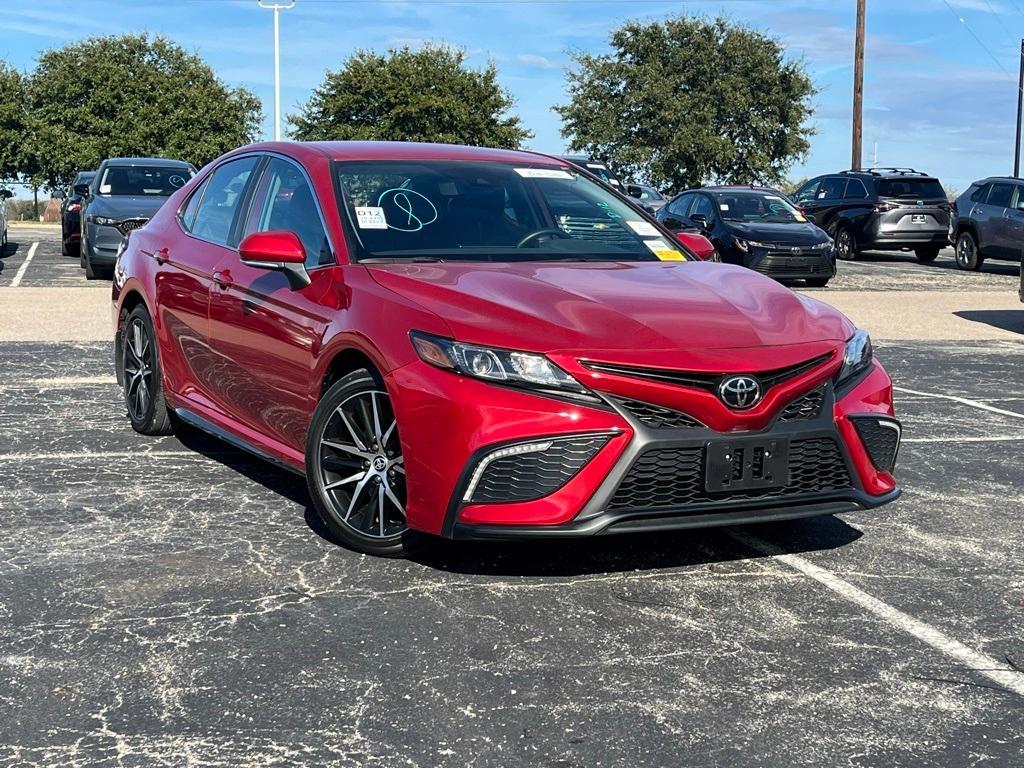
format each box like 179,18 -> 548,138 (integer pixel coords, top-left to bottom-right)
954,309 -> 1024,336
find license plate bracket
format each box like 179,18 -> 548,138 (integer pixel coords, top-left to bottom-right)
705,437 -> 789,493
911,214 -> 927,224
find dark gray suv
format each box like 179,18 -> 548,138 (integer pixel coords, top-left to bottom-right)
951,177 -> 1024,271
79,157 -> 195,279
794,168 -> 950,263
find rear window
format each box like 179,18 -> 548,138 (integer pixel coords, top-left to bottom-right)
877,178 -> 945,199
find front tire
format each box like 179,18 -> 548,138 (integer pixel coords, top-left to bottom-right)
915,245 -> 941,263
805,277 -> 831,287
305,370 -> 414,557
121,305 -> 174,435
835,226 -> 858,261
955,231 -> 984,271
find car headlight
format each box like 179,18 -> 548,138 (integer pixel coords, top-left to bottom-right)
810,240 -> 834,251
836,330 -> 873,385
410,331 -> 587,394
92,216 -> 118,226
733,237 -> 771,252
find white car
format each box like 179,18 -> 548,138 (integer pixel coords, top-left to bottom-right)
0,188 -> 11,250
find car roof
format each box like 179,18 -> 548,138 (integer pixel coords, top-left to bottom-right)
693,185 -> 782,193
99,157 -> 194,167
970,176 -> 1022,184
223,141 -> 569,168
836,168 -> 937,180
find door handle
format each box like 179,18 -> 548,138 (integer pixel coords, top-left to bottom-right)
213,269 -> 234,289
155,247 -> 170,264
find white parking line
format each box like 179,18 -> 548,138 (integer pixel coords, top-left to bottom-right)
9,241 -> 39,287
902,435 -> 1024,443
731,530 -> 1024,697
893,386 -> 1024,420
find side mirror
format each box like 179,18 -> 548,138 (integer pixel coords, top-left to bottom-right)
689,212 -> 709,229
0,189 -> 13,200
239,231 -> 310,290
674,231 -> 716,260
73,183 -> 90,197
804,213 -> 817,224
626,186 -> 641,199
661,216 -> 684,231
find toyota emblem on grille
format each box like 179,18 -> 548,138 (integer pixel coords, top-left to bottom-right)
719,375 -> 762,409
790,246 -> 803,255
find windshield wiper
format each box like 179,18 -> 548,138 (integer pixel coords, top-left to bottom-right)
360,256 -> 446,263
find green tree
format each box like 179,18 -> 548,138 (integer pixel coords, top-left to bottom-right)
289,45 -> 532,148
26,34 -> 261,190
0,61 -> 27,185
556,16 -> 816,190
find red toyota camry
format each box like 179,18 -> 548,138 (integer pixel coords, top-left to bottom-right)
112,141 -> 901,557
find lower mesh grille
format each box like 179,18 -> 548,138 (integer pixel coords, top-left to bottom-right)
779,387 -> 825,422
468,436 -> 610,504
608,438 -> 851,511
612,397 -> 704,429
116,218 -> 148,236
850,417 -> 900,473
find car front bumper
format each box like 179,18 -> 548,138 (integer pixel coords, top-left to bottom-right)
84,223 -> 123,265
746,249 -> 836,280
386,355 -> 901,539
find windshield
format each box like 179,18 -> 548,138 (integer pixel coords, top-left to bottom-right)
97,165 -> 193,196
336,160 -> 685,263
711,191 -> 805,223
877,178 -> 945,199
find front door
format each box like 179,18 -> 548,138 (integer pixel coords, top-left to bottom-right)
207,155 -> 339,453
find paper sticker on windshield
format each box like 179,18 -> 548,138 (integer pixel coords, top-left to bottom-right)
794,212 -> 807,222
515,168 -> 574,180
627,221 -> 661,238
719,203 -> 729,211
643,238 -> 672,252
355,206 -> 388,229
655,249 -> 685,261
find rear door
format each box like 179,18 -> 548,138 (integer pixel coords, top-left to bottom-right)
152,156 -> 260,409
1006,184 -> 1024,262
875,176 -> 950,240
981,182 -> 1015,257
207,154 -> 338,452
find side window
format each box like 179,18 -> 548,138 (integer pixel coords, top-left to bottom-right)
244,157 -> 333,268
667,194 -> 692,217
1014,185 -> 1024,209
691,194 -> 716,220
818,177 -> 847,200
795,178 -> 820,203
179,177 -> 209,232
844,179 -> 869,199
986,182 -> 1014,208
191,157 -> 259,246
971,184 -> 990,203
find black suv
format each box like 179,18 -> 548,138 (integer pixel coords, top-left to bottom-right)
793,168 -> 950,262
60,170 -> 95,257
950,177 -> 1024,271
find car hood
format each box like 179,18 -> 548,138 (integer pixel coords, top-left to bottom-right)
725,221 -> 829,245
368,261 -> 854,355
87,195 -> 171,220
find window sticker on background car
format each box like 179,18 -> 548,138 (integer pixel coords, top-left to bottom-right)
169,175 -> 187,189
719,203 -> 729,210
355,206 -> 388,229
376,188 -> 438,232
627,221 -> 661,237
100,184 -> 112,194
514,168 -> 574,180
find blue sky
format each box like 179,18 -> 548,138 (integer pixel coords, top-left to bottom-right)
2,0 -> 1024,193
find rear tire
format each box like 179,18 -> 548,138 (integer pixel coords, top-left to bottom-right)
954,231 -> 984,271
914,246 -> 941,263
122,305 -> 174,436
835,226 -> 858,261
305,369 -> 420,557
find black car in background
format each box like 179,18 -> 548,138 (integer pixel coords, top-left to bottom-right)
79,157 -> 195,279
60,170 -> 95,257
793,168 -> 950,263
561,156 -> 622,189
625,183 -> 667,213
951,177 -> 1024,271
656,186 -> 836,286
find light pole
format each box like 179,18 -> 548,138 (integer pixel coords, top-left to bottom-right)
258,0 -> 295,141
851,0 -> 866,169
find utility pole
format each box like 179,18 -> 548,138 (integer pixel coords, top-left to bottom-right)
1015,38 -> 1024,176
852,0 -> 866,170
258,0 -> 296,141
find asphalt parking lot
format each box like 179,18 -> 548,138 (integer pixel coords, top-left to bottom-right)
1,226 -> 1023,766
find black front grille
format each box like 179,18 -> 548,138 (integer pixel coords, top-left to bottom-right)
608,437 -> 851,511
779,387 -> 825,422
468,436 -> 609,504
611,396 -> 704,429
850,417 -> 900,473
116,218 -> 148,236
582,353 -> 832,394
752,253 -> 829,276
